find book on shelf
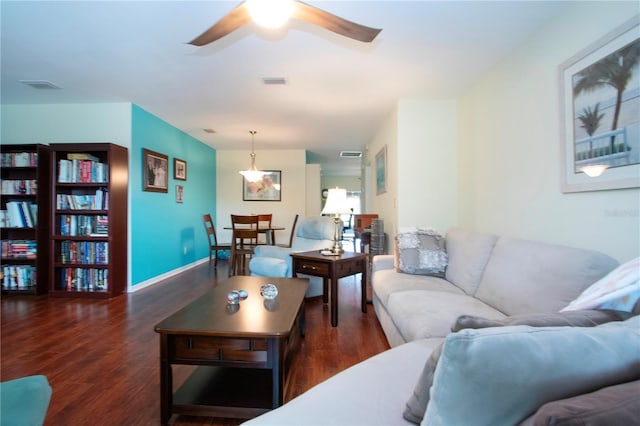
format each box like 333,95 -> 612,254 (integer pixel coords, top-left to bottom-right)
56,188 -> 108,210
0,179 -> 37,195
58,158 -> 108,183
1,265 -> 37,289
0,152 -> 37,168
3,201 -> 36,228
60,267 -> 108,291
1,240 -> 37,259
67,153 -> 99,162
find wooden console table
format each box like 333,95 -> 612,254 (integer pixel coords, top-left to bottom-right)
290,250 -> 368,327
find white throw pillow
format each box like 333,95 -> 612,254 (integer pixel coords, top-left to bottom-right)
561,257 -> 640,313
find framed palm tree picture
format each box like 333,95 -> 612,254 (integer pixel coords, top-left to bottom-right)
560,16 -> 639,193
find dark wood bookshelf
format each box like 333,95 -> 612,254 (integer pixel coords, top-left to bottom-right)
49,143 -> 128,298
0,144 -> 51,295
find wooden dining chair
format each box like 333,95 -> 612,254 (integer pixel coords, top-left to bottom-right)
229,214 -> 259,276
257,214 -> 273,245
202,214 -> 232,268
277,214 -> 299,248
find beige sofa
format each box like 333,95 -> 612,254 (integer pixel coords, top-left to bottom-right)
243,229 -> 639,425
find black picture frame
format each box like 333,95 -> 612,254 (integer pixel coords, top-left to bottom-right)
174,158 -> 187,181
143,148 -> 168,193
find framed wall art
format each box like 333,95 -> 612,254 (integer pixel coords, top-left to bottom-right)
174,158 -> 187,181
560,16 -> 640,193
143,148 -> 168,193
242,170 -> 282,201
176,185 -> 183,203
375,145 -> 388,195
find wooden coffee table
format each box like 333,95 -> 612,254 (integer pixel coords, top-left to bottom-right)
290,250 -> 368,327
154,276 -> 308,424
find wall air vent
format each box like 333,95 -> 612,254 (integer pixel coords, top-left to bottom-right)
262,77 -> 287,85
340,151 -> 362,158
19,80 -> 61,89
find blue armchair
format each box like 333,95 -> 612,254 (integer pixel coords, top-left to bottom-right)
249,216 -> 335,297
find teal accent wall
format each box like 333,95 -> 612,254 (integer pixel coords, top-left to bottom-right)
131,105 -> 216,286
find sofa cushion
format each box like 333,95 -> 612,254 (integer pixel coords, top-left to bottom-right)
242,338 -> 442,426
474,237 -> 619,316
518,380 -> 640,426
444,228 -> 498,295
395,228 -> 447,277
373,269 -> 463,308
423,316 -> 640,426
562,257 -> 640,313
451,309 -> 632,332
386,291 -> 505,341
402,342 -> 443,424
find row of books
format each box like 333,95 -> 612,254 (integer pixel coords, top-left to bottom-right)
1,265 -> 36,289
1,240 -> 37,259
1,179 -> 37,195
0,152 -> 38,167
58,158 -> 108,183
1,202 -> 38,228
56,189 -> 108,210
59,267 -> 108,291
59,240 -> 109,264
59,214 -> 108,236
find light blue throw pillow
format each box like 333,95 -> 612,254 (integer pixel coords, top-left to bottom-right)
422,316 -> 640,426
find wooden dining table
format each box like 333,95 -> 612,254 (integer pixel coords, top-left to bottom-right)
224,224 -> 285,245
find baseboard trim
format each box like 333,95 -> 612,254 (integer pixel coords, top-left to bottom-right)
128,257 -> 209,293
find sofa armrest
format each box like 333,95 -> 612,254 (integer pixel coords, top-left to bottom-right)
372,255 -> 395,273
253,245 -> 291,260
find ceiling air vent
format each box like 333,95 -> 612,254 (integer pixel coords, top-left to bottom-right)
19,80 -> 61,89
262,77 -> 287,85
340,151 -> 362,158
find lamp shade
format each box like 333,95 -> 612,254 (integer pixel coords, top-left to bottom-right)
321,188 -> 351,215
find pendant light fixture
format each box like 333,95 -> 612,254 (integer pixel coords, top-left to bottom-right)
239,130 -> 266,182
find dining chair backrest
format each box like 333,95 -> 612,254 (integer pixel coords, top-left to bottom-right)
231,214 -> 259,248
229,214 -> 260,276
202,213 -> 232,267
257,214 -> 273,245
277,214 -> 299,248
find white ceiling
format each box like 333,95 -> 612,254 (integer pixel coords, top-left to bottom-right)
1,0 -> 570,175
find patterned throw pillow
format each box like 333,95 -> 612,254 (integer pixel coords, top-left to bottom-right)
395,228 -> 447,277
561,257 -> 640,313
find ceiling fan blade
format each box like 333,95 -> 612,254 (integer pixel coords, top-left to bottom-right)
292,1 -> 381,43
188,2 -> 252,46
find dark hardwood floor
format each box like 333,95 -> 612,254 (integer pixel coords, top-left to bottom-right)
1,260 -> 390,425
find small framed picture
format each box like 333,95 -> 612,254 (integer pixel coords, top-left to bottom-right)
176,185 -> 184,203
174,158 -> 187,181
143,148 -> 168,193
375,145 -> 388,195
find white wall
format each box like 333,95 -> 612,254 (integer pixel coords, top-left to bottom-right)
1,103 -> 132,146
458,4 -> 640,262
368,106 -> 398,242
216,149 -> 307,244
398,99 -> 458,233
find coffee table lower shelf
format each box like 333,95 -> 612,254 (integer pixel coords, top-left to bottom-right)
173,366 -> 273,419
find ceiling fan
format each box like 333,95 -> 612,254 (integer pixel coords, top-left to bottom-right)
188,0 -> 382,46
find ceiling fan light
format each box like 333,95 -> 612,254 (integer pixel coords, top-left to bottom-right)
246,0 -> 293,29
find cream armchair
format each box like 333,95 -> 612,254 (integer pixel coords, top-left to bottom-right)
249,216 -> 335,297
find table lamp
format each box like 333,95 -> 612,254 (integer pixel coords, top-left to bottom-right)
321,187 -> 351,254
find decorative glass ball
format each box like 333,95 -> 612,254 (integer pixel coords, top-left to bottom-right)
260,283 -> 278,300
226,290 -> 240,304
237,289 -> 249,300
